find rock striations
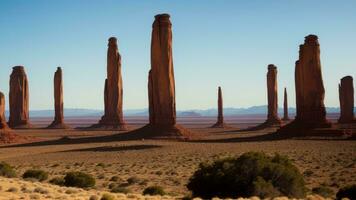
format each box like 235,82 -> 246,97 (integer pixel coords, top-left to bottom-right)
0,92 -> 21,143
91,37 -> 127,130
338,76 -> 355,124
265,64 -> 281,126
47,67 -> 68,129
8,66 -> 32,129
132,14 -> 194,140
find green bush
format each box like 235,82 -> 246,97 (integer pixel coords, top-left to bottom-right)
143,186 -> 166,196
336,184 -> 356,200
100,193 -> 115,200
22,169 -> 48,181
187,152 -> 306,199
0,162 -> 16,178
49,177 -> 65,186
312,186 -> 333,198
64,172 -> 95,188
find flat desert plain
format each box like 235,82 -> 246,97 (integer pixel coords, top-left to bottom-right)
0,116 -> 355,199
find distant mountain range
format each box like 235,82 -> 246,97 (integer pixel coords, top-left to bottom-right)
5,105 -> 354,117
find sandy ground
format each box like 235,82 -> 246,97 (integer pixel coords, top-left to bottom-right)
0,116 -> 355,199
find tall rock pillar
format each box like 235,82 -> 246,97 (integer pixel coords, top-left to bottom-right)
48,67 -> 68,129
8,66 -> 31,129
0,92 -> 9,130
338,76 -> 355,123
265,64 -> 281,125
134,14 -> 192,139
211,87 -> 226,128
93,37 -> 127,130
282,88 -> 290,121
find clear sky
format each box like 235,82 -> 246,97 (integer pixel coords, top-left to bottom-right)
0,0 -> 355,111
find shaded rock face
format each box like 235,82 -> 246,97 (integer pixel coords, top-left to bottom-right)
338,76 -> 355,123
96,37 -> 127,130
134,14 -> 193,140
266,64 -> 281,125
8,66 -> 31,128
211,87 -> 226,128
294,35 -> 330,128
283,88 -> 290,121
148,14 -> 176,126
0,92 -> 9,129
48,67 -> 68,129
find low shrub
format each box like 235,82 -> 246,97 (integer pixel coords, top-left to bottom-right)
64,171 -> 95,188
336,184 -> 356,200
0,162 -> 16,178
49,177 -> 65,186
101,193 -> 115,200
110,185 -> 131,194
22,169 -> 48,182
312,186 -> 333,198
187,152 -> 306,199
143,186 -> 166,196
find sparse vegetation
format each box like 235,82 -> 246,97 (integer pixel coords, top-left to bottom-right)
22,169 -> 48,182
0,162 -> 16,178
64,171 -> 95,188
100,193 -> 115,200
110,185 -> 131,194
49,176 -> 65,186
336,184 -> 356,200
187,152 -> 306,199
143,186 -> 166,196
312,186 -> 333,198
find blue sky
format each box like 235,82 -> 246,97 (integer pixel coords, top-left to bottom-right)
0,0 -> 355,110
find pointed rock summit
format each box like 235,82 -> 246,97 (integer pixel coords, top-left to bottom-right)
8,66 -> 31,129
277,35 -> 333,136
282,88 -> 290,121
133,14 -> 193,139
211,87 -> 227,128
48,67 -> 68,129
265,64 -> 281,125
338,76 -> 355,123
91,37 -> 127,130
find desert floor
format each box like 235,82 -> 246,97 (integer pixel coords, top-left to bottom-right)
0,116 -> 355,198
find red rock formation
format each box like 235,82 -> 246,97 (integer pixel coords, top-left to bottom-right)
338,76 -> 355,123
282,87 -> 290,121
8,66 -> 31,129
265,64 -> 281,125
0,92 -> 9,130
0,91 -> 22,143
48,67 -> 68,129
133,14 -> 193,139
211,87 -> 227,128
93,37 -> 127,130
277,35 -> 332,136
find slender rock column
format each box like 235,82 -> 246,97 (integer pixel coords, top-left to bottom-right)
8,66 -> 31,128
134,14 -> 193,139
265,64 -> 281,125
282,88 -> 290,121
0,92 -> 9,130
338,76 -> 355,123
93,37 -> 127,130
211,86 -> 226,128
48,67 -> 68,129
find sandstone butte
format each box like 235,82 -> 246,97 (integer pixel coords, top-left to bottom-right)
8,66 -> 32,129
0,91 -> 22,143
91,37 -> 127,130
282,87 -> 290,121
211,86 -> 228,128
47,67 -> 69,129
132,13 -> 194,140
338,76 -> 355,123
276,35 -> 337,136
